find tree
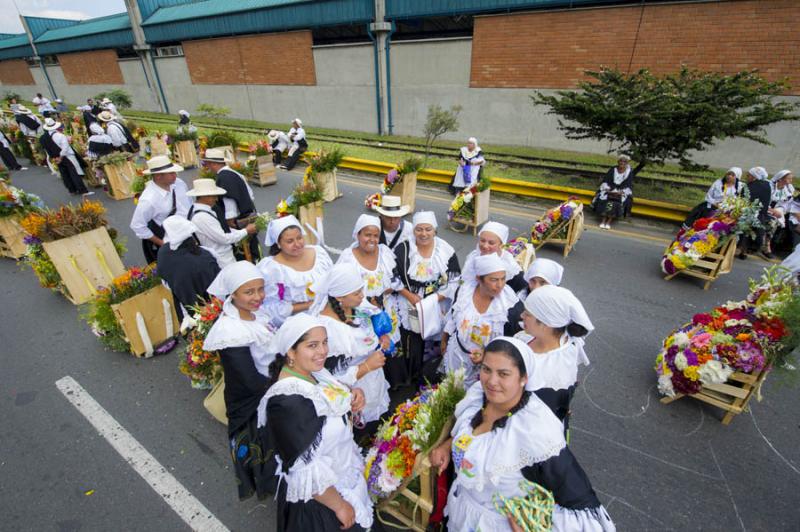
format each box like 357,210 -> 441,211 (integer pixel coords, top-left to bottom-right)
422,104 -> 462,165
196,103 -> 230,127
532,67 -> 799,173
94,89 -> 133,109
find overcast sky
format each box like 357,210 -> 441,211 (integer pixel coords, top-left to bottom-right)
0,0 -> 127,34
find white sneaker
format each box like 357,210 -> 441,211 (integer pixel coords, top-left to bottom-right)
599,223 -> 608,229
82,191 -> 95,197
20,166 -> 29,170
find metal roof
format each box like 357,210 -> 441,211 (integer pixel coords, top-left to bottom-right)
0,34 -> 33,60
24,13 -> 134,55
385,0 -> 638,19
141,0 -> 374,43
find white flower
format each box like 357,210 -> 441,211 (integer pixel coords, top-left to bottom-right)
378,459 -> 402,492
674,352 -> 688,371
671,332 -> 690,348
463,192 -> 473,202
657,374 -> 676,397
698,360 -> 734,385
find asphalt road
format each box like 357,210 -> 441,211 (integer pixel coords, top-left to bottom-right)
1,159 -> 798,531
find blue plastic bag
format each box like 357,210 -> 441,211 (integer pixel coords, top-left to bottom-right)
371,311 -> 396,356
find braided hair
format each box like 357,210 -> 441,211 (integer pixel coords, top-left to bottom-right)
328,296 -> 358,328
470,338 -> 531,432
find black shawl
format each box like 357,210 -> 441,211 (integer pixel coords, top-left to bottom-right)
39,132 -> 61,158
219,345 -> 270,436
522,447 -> 602,511
155,239 -> 220,308
747,179 -> 772,223
394,240 -> 461,295
16,114 -> 40,131
266,394 -> 325,473
217,169 -> 256,220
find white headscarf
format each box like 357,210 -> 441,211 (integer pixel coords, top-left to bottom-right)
265,215 -> 303,247
479,221 -> 509,245
727,167 -> 742,180
162,215 -> 197,251
207,261 -> 263,299
89,122 -> 105,135
749,167 -> 768,181
352,214 -> 381,240
523,285 -> 593,335
486,336 -> 537,391
413,211 -> 437,229
473,253 -> 507,277
524,258 -> 564,286
309,263 -> 365,316
772,169 -> 792,183
269,313 -> 325,355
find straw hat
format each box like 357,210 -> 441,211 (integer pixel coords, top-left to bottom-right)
101,98 -> 112,104
202,147 -> 227,163
375,195 -> 410,217
17,105 -> 33,114
43,118 -> 62,131
292,118 -> 302,126
187,178 -> 227,197
97,111 -> 115,122
266,130 -> 279,141
143,155 -> 184,175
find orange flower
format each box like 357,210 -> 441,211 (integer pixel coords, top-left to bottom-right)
736,333 -> 751,342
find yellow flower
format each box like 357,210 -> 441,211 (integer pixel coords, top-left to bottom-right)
683,366 -> 700,381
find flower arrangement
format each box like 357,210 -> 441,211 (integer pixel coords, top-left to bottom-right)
248,139 -> 271,157
253,211 -> 273,233
142,132 -> 170,159
447,176 -> 491,221
276,179 -> 323,217
661,196 -> 762,275
364,370 -> 466,501
655,266 -> 799,398
130,165 -> 149,196
198,166 -> 217,181
97,151 -> 133,167
20,201 -> 126,293
379,157 -> 422,195
206,131 -> 240,149
179,297 -> 225,389
81,264 -> 163,352
14,129 -> 38,164
530,197 -> 580,245
169,128 -> 198,142
229,160 -> 254,179
364,192 -> 382,210
0,185 -> 45,218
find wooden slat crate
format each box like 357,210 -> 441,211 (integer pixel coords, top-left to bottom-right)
298,201 -> 324,246
248,156 -> 276,186
173,140 -> 199,168
41,226 -> 126,305
535,203 -> 584,258
315,170 -> 339,202
450,189 -> 491,236
664,236 -> 738,290
111,284 -> 179,357
103,159 -> 136,200
0,215 -> 27,259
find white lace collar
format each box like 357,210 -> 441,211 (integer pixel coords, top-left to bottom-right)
203,297 -> 275,351
613,166 -> 631,185
461,146 -> 482,160
406,237 -> 455,282
451,382 -> 566,491
452,282 -> 519,324
341,243 -> 396,274
257,368 -> 351,427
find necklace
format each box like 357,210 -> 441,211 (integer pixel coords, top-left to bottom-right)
282,367 -> 317,384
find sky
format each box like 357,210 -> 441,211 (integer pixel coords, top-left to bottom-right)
0,0 -> 127,34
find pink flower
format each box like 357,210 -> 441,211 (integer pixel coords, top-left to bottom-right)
690,332 -> 712,348
277,283 -> 286,301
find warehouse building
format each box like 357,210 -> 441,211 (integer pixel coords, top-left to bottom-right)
0,0 -> 798,167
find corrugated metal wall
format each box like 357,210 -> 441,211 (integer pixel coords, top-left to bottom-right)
385,0 -> 625,19
36,30 -> 135,55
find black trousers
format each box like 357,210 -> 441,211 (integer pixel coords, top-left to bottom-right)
142,239 -> 160,264
59,159 -> 88,194
272,150 -> 283,165
282,147 -> 305,170
0,145 -> 21,170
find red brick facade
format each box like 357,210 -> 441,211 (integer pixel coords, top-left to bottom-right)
471,0 -> 800,94
0,59 -> 34,85
183,31 -> 316,85
58,50 -> 124,85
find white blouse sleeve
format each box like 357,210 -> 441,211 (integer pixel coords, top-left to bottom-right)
258,260 -> 294,323
284,451 -> 339,503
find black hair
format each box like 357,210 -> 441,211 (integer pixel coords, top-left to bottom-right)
328,296 -> 358,328
270,226 -> 303,256
266,330 -> 314,388
470,338 -> 531,432
555,323 -> 589,338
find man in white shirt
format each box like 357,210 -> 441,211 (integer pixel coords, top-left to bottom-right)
32,93 -> 55,117
130,155 -> 191,263
97,110 -> 138,152
101,98 -> 122,120
267,129 -> 290,165
187,178 -> 256,268
375,195 -> 413,250
42,118 -> 91,196
280,118 -> 307,170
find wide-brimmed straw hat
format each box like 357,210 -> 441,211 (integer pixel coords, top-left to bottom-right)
187,178 -> 227,197
375,195 -> 410,217
17,105 -> 33,114
43,118 -> 62,131
201,147 -> 227,163
143,155 -> 184,175
266,130 -> 279,141
97,111 -> 115,122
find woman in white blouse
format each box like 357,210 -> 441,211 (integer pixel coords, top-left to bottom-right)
682,167 -> 745,230
257,215 -> 333,327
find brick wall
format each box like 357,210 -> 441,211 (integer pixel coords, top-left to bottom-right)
58,50 -> 124,85
0,59 -> 34,85
183,31 -> 316,85
471,0 -> 800,94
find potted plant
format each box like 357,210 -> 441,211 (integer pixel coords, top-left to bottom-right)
246,139 -> 276,186
20,200 -> 126,304
380,156 -> 421,211
306,146 -> 344,202
82,264 -> 179,357
276,179 -> 324,245
170,128 -> 199,168
0,183 -> 45,259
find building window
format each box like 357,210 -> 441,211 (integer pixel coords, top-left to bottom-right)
116,47 -> 139,59
25,57 -> 40,66
41,55 -> 59,66
154,44 -> 184,57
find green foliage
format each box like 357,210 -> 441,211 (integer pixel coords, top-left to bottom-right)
308,146 -> 344,174
206,130 -> 239,149
14,130 -> 34,161
94,89 -> 133,109
422,104 -> 462,165
533,67 -> 800,172
3,91 -> 21,103
0,186 -> 45,218
169,127 -> 198,142
419,373 -> 466,451
97,152 -> 133,167
285,181 -> 323,216
397,156 -> 422,176
196,103 -> 230,126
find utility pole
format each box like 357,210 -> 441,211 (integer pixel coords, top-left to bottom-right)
124,0 -> 168,113
370,0 -> 393,135
19,15 -> 57,100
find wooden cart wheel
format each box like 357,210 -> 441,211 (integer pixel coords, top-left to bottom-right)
448,219 -> 469,233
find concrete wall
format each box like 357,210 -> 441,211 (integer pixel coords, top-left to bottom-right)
389,38 -> 800,171
153,43 -> 376,131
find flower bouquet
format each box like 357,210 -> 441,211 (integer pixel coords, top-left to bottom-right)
179,297 -> 224,389
530,198 -> 580,245
448,176 -> 491,222
82,264 -> 178,356
276,179 -> 324,244
245,140 -> 277,186
0,185 -> 45,258
365,369 -> 466,502
307,147 -> 344,202
20,201 -> 126,303
379,157 -> 421,211
364,192 -> 382,211
655,266 -> 799,400
229,160 -> 254,179
661,196 -> 762,275
504,236 -> 536,272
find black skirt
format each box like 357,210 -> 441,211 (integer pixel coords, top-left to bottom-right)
277,484 -> 366,532
229,416 -> 277,501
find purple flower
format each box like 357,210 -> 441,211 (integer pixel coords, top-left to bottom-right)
387,169 -> 398,183
23,235 -> 41,245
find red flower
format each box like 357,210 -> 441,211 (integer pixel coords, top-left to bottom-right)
692,313 -> 713,326
693,218 -> 713,231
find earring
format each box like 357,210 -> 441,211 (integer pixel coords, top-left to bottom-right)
287,357 -> 294,367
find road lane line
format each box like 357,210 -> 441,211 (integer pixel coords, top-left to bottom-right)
55,376 -> 229,532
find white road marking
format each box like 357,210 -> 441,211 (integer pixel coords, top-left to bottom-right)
55,376 -> 229,532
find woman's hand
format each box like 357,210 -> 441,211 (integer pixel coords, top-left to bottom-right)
334,500 -> 356,530
429,441 -> 451,475
508,516 -> 525,532
350,388 -> 366,413
403,290 -> 422,306
367,350 -> 386,370
379,334 -> 391,351
437,293 -> 446,302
